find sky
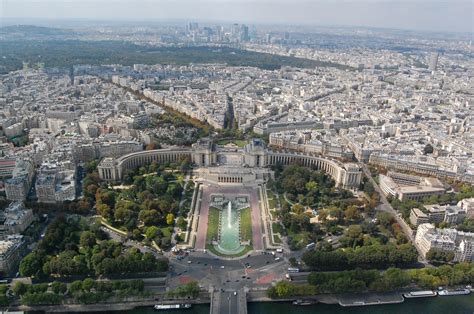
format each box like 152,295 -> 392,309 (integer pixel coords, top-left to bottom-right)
1,0 -> 473,33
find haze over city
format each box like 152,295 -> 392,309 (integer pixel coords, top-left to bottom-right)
2,0 -> 473,33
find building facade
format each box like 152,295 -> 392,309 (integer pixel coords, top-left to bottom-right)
415,223 -> 474,262
97,139 -> 362,189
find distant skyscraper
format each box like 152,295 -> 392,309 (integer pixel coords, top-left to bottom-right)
429,52 -> 439,72
240,24 -> 249,42
187,22 -> 199,33
231,23 -> 240,38
265,33 -> 272,44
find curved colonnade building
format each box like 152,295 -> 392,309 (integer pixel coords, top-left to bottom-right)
98,139 -> 362,189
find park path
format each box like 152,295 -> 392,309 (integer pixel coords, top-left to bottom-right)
195,186 -> 210,250
248,187 -> 264,251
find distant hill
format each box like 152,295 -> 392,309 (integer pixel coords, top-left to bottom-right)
0,25 -> 75,39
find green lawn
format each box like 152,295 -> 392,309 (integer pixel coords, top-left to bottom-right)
273,234 -> 282,244
206,207 -> 220,243
267,189 -> 277,200
240,207 -> 252,242
159,226 -> 173,238
272,222 -> 283,234
216,139 -> 247,147
268,198 -> 277,209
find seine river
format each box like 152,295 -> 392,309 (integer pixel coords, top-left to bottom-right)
84,294 -> 474,314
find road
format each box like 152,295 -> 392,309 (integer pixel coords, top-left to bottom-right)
360,163 -> 414,242
167,250 -> 289,294
360,164 -> 428,263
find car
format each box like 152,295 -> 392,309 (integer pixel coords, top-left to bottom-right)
235,280 -> 239,282
274,257 -> 281,261
233,291 -> 237,296
226,279 -> 230,282
266,261 -> 270,264
220,265 -> 225,269
187,260 -> 192,264
242,275 -> 246,279
204,263 -> 207,266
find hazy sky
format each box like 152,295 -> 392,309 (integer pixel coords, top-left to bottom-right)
2,0 -> 473,33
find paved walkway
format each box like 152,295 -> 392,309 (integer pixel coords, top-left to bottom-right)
195,186 -> 210,250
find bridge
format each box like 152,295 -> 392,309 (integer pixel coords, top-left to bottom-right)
210,287 -> 247,314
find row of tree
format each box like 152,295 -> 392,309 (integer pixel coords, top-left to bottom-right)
302,243 -> 418,270
10,279 -> 145,306
268,263 -> 474,298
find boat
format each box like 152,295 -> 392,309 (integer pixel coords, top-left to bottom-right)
154,304 -> 192,310
438,289 -> 471,296
403,290 -> 437,298
292,299 -> 315,305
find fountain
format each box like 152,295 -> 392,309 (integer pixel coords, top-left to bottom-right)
227,201 -> 232,228
209,195 -> 250,255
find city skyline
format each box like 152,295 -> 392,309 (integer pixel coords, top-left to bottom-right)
2,0 -> 473,33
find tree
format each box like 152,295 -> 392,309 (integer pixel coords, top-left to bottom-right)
274,281 -> 292,297
80,231 -> 97,249
139,209 -> 160,226
423,144 -> 434,155
69,281 -> 83,294
145,226 -> 159,240
166,213 -> 175,226
426,248 -> 455,263
82,278 -> 95,292
346,225 -> 363,239
161,237 -> 171,249
376,212 -> 393,228
177,216 -> 187,230
19,251 -> 44,277
344,205 -> 360,221
96,203 -> 112,218
318,210 -> 327,223
51,282 -> 67,294
305,181 -> 318,192
12,282 -> 28,296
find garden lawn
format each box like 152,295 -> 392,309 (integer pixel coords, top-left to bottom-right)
240,207 -> 252,242
206,207 -> 220,242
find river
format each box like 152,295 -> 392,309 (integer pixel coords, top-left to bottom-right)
75,294 -> 474,314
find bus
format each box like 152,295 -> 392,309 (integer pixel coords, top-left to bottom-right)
288,267 -> 300,273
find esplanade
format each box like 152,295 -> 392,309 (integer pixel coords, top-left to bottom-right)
98,138 -> 362,189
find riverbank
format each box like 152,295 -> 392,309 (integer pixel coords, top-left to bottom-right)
247,290 -> 404,307
4,289 -> 469,312
5,298 -> 210,313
